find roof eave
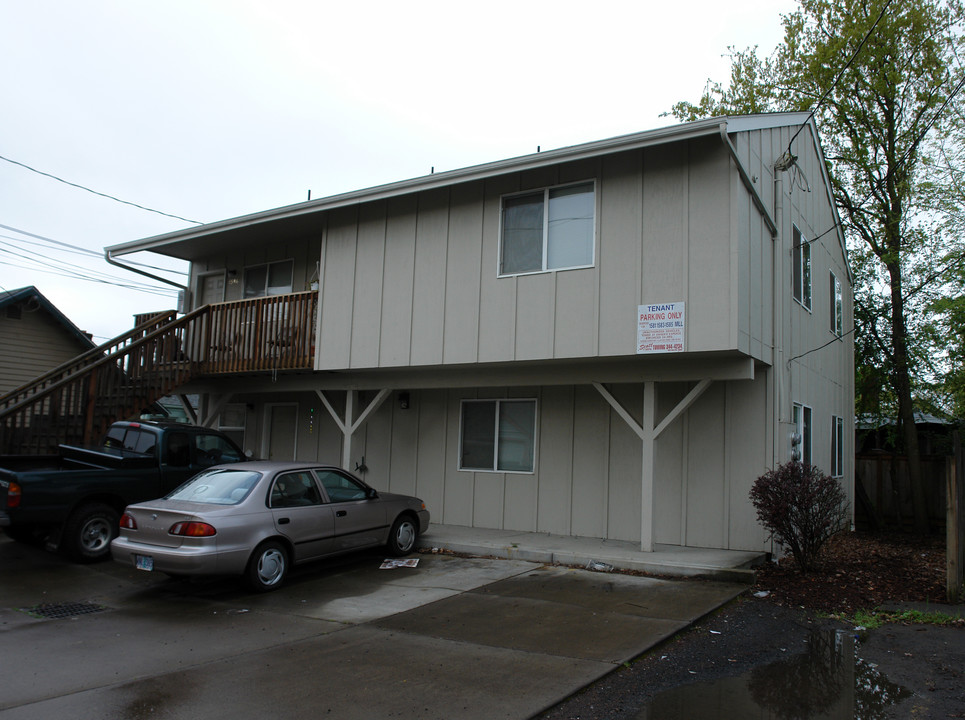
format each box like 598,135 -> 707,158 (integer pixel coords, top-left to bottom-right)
107,112 -> 815,258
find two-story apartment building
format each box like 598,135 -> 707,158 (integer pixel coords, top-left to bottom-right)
105,113 -> 854,554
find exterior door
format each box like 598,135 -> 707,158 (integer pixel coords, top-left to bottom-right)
265,404 -> 298,460
199,273 -> 225,305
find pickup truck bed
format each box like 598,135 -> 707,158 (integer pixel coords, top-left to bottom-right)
0,420 -> 246,561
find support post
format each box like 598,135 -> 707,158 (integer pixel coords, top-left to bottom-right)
593,379 -> 715,554
641,381 -> 656,552
315,388 -> 392,469
202,393 -> 234,428
949,431 -> 963,603
342,390 -> 355,469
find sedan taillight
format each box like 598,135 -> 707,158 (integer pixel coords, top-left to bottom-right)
6,481 -> 21,508
169,521 -> 216,537
120,512 -> 137,530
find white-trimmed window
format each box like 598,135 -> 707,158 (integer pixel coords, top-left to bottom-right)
792,402 -> 812,465
244,259 -> 294,298
499,182 -> 595,275
830,415 -> 844,477
793,226 -> 811,309
218,403 -> 247,452
830,271 -> 843,336
459,399 -> 536,472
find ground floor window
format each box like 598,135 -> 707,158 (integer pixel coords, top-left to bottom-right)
459,399 -> 536,472
830,415 -> 844,477
218,403 -> 247,452
792,402 -> 812,465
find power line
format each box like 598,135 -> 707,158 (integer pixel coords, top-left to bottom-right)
0,260 -> 177,297
0,223 -> 188,275
786,0 -> 895,155
801,67 -> 965,254
0,246 -> 177,295
0,153 -> 204,224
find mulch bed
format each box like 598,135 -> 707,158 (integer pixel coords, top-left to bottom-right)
752,530 -> 949,614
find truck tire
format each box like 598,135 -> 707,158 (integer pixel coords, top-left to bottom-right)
62,503 -> 119,563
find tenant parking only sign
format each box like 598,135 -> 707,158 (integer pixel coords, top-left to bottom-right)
637,302 -> 685,354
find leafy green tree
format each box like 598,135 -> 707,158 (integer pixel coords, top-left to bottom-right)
673,0 -> 965,533
923,108 -> 965,420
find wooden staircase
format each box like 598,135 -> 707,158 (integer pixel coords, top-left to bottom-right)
0,290 -> 318,455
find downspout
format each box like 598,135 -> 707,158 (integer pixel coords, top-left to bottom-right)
772,150 -> 797,469
773,163 -> 786,471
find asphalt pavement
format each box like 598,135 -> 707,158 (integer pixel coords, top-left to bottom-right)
0,534 -> 747,719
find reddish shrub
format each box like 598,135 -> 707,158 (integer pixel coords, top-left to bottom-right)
750,461 -> 849,572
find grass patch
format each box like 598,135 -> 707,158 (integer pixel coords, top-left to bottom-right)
831,607 -> 963,628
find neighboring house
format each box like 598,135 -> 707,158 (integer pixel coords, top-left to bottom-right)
0,286 -> 96,395
105,113 -> 854,553
857,411 -> 957,456
855,412 -> 957,531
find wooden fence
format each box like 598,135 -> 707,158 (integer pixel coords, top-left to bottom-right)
856,444 -> 964,603
949,434 -> 963,603
854,453 -> 950,532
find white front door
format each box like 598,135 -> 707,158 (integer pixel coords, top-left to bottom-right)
265,404 -> 298,460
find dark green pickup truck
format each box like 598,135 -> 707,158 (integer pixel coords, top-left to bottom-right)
0,420 -> 247,562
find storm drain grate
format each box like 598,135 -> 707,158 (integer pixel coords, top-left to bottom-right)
20,602 -> 109,620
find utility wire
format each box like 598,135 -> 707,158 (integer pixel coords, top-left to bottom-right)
0,260 -> 176,297
787,327 -> 856,367
0,153 -> 203,224
786,70 -> 965,366
0,223 -> 188,275
0,246 -> 177,295
798,67 -> 965,253
785,0 -> 895,154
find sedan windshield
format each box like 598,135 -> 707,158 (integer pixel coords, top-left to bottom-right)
167,469 -> 263,505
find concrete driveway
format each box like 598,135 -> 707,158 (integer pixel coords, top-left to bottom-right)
0,536 -> 746,719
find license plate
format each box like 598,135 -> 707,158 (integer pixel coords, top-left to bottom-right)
134,554 -> 154,571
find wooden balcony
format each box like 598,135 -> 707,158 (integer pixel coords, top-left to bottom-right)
200,290 -> 318,374
0,291 -> 318,454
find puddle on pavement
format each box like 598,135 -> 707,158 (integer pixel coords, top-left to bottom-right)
639,629 -> 911,719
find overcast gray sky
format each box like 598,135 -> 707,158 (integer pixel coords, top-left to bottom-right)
1,0 -> 797,341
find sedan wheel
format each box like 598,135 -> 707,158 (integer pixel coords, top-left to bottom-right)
246,541 -> 288,592
63,503 -> 119,563
387,516 -> 417,556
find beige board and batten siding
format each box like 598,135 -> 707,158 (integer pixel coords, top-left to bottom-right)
214,375 -> 770,550
188,235 -> 322,304
315,136 -> 775,373
0,307 -> 92,395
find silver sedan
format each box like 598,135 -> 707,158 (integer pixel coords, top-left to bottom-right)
111,461 -> 430,591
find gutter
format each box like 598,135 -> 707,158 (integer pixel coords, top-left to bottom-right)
106,118 -> 733,258
105,248 -> 187,291
719,123 -> 778,238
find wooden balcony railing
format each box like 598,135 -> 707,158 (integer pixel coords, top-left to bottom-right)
0,291 -> 318,454
202,290 -> 317,374
0,310 -> 177,415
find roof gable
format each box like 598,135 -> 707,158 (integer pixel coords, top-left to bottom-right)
0,286 -> 96,349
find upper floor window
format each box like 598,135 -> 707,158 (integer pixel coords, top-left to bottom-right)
244,260 -> 293,298
792,226 -> 811,310
500,182 -> 595,276
830,271 -> 843,336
